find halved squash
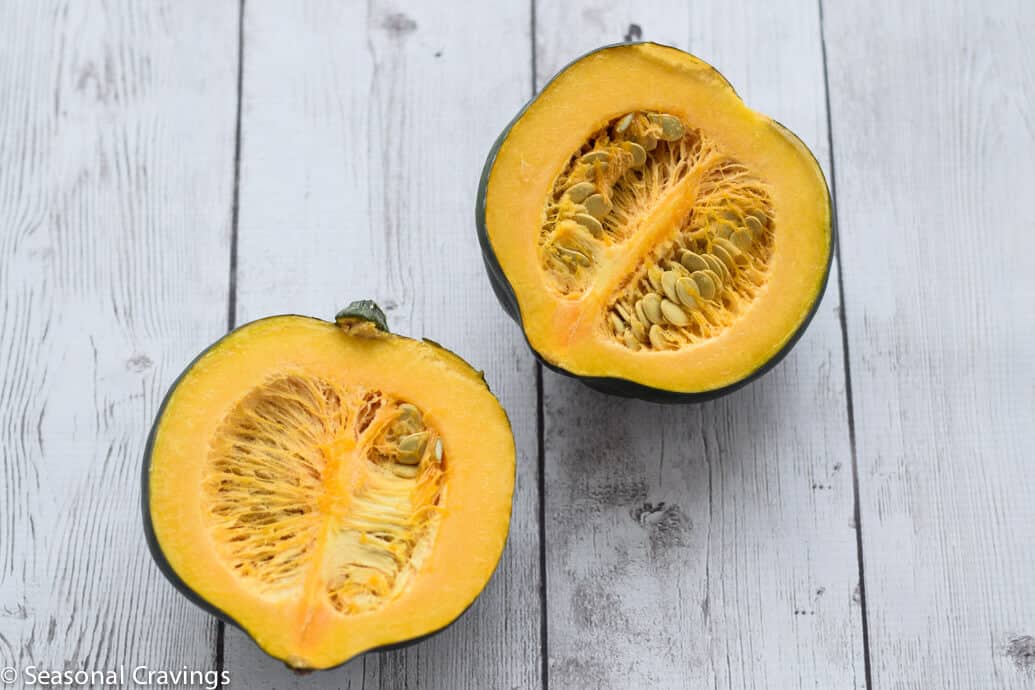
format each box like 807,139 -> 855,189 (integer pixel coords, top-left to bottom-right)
477,43 -> 833,401
142,302 -> 515,669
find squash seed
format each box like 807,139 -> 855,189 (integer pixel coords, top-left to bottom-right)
634,299 -> 649,326
581,150 -> 611,164
648,324 -> 677,350
661,270 -> 680,302
397,403 -> 422,423
623,330 -> 641,350
731,229 -> 753,251
656,114 -> 685,141
399,431 -> 428,451
703,268 -> 724,290
702,254 -> 729,282
674,277 -> 699,306
716,237 -> 750,266
680,250 -> 709,272
714,237 -> 741,256
399,453 -> 424,469
609,311 -> 625,333
641,293 -> 664,324
555,246 -> 591,267
622,141 -> 647,167
691,271 -> 717,300
615,113 -> 634,134
745,215 -> 764,238
660,299 -> 689,326
393,464 -> 420,479
647,265 -> 664,292
638,134 -> 658,152
675,277 -> 700,308
558,245 -> 592,266
434,439 -> 443,462
573,213 -> 603,236
583,194 -> 612,219
630,317 -> 647,341
566,181 -> 596,203
746,208 -> 769,227
397,431 -> 429,464
711,244 -> 737,273
664,259 -> 690,276
396,453 -> 422,467
719,208 -> 740,224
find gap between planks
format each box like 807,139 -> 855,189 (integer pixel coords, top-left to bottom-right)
817,0 -> 872,686
216,0 -> 247,686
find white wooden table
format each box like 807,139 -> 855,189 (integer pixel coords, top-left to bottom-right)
1,1 -> 1033,688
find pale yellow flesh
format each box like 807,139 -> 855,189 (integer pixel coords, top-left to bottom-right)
148,317 -> 515,669
485,43 -> 831,392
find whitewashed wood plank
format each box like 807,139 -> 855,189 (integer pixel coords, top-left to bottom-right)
823,0 -> 1035,686
0,0 -> 239,685
225,1 -> 540,688
536,2 -> 866,688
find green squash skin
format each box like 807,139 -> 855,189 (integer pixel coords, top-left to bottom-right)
475,42 -> 835,404
334,299 -> 389,332
141,309 -> 509,671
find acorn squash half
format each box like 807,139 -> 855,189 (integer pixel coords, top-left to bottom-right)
477,43 -> 833,402
142,302 -> 515,670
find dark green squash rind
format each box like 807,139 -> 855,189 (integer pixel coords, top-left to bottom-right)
142,312 -> 513,670
475,42 -> 834,403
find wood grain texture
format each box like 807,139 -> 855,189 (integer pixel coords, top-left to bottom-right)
0,0 -> 238,685
822,0 -> 1035,687
535,1 -> 866,687
4,1 -> 1032,687
224,1 -> 540,687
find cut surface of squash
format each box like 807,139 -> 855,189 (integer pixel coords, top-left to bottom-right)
478,43 -> 833,400
144,306 -> 514,669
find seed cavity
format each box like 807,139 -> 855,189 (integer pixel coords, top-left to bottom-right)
536,109 -> 776,350
203,375 -> 446,616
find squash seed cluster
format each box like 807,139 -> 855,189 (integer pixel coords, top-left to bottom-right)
538,110 -> 775,349
540,111 -> 689,295
609,159 -> 774,350
204,375 -> 445,615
